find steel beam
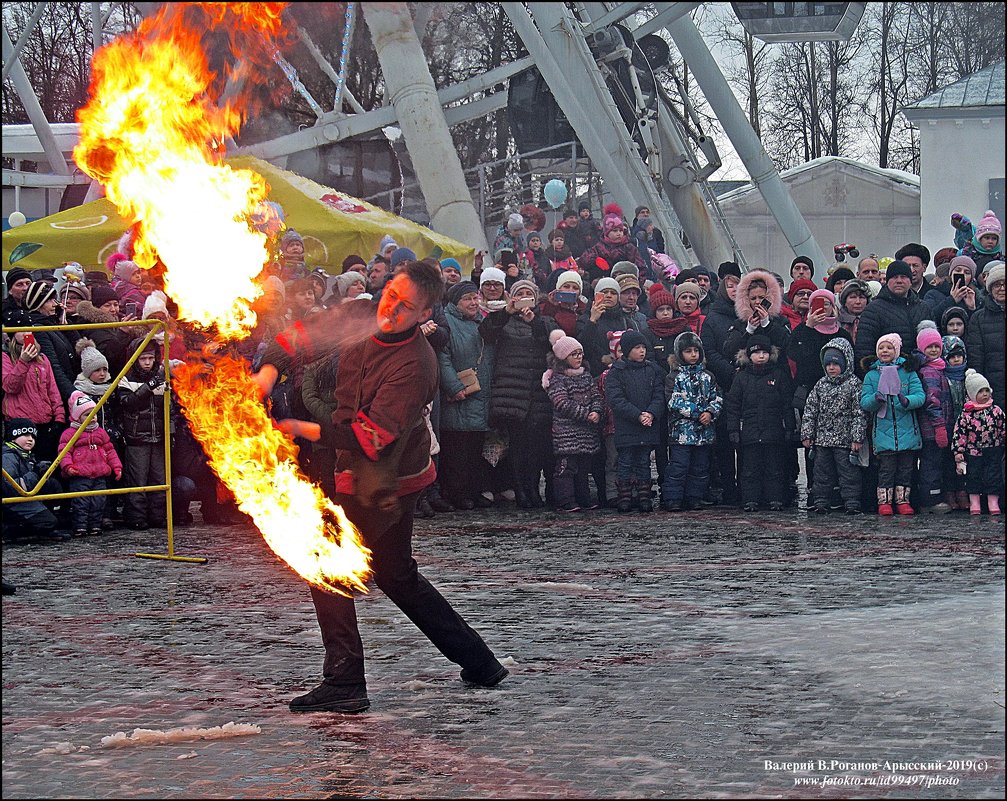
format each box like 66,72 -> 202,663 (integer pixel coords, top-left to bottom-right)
663,10 -> 827,267
1,2 -> 46,82
509,2 -> 731,269
2,170 -> 91,188
237,55 -> 533,160
361,2 -> 488,251
579,2 -> 650,32
631,2 -> 701,38
2,25 -> 70,176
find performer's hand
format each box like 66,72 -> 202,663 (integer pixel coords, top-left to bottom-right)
251,364 -> 279,401
276,418 -> 321,441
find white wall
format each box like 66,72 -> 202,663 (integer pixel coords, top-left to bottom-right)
915,114 -> 1005,255
720,163 -> 920,275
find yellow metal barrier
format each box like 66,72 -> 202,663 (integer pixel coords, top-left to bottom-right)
3,318 -> 207,564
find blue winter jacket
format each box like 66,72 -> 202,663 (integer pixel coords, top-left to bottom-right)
860,356 -> 925,453
438,303 -> 496,432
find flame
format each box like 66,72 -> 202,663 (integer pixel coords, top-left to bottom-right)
73,2 -> 372,593
175,356 -> 370,595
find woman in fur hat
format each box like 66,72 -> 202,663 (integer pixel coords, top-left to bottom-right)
722,269 -> 792,366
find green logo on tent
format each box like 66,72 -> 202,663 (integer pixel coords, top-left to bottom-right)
9,242 -> 43,265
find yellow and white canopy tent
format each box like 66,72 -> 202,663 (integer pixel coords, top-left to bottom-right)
3,155 -> 473,275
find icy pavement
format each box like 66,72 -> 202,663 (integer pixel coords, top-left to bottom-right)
3,504 -> 1004,798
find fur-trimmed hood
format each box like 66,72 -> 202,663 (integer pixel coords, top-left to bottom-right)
73,300 -> 119,324
734,344 -> 781,367
734,269 -> 783,320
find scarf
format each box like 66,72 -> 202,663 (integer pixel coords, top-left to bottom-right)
964,398 -> 993,412
945,362 -> 967,382
812,315 -> 839,335
923,355 -> 946,370
647,316 -> 686,339
70,419 -> 98,432
75,376 -> 113,397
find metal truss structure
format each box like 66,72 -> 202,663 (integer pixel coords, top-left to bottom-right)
3,2 -> 846,268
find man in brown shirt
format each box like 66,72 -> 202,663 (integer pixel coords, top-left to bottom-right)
254,259 -> 508,713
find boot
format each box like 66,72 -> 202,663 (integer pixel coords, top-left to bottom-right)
894,486 -> 914,515
944,490 -> 961,510
989,495 -> 1001,515
956,490 -> 969,510
635,480 -> 653,513
616,480 -> 634,514
877,487 -> 894,516
969,493 -> 982,515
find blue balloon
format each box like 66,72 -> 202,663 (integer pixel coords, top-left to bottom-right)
543,179 -> 568,209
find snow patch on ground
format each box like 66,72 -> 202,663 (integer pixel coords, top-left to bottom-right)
100,722 -> 262,749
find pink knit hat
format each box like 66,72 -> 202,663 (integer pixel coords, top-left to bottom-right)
916,322 -> 942,353
975,210 -> 1002,240
876,332 -> 902,356
607,329 -> 625,357
550,328 -> 582,360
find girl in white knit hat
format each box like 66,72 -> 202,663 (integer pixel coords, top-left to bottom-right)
951,369 -> 1005,515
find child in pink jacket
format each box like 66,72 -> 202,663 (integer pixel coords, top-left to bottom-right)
2,331 -> 66,462
60,390 -> 123,537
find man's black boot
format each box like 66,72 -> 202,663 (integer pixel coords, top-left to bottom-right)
289,682 -> 370,713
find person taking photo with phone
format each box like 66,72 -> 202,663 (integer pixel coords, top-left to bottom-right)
478,280 -> 559,509
722,269 -> 792,366
925,254 -> 983,322
576,276 -> 647,376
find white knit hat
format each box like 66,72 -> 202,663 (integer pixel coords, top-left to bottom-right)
984,261 -> 1005,288
480,267 -> 506,286
555,270 -> 583,291
142,290 -> 169,319
964,369 -> 991,402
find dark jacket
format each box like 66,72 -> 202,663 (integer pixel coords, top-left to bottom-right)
604,357 -> 665,448
115,358 -> 166,446
965,294 -> 1005,408
28,310 -> 79,403
700,293 -> 739,392
722,347 -> 795,445
479,309 -> 557,428
786,323 -> 853,394
578,239 -> 645,285
853,285 -> 931,368
577,306 -> 649,376
73,300 -> 135,380
722,316 -> 791,365
923,280 -> 982,323
545,363 -> 603,455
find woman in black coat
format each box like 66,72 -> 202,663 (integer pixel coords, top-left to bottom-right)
479,280 -> 558,507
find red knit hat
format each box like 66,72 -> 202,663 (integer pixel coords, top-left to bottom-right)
649,288 -> 676,312
786,278 -> 817,303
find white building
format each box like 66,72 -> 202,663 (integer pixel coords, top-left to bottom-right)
901,60 -> 1006,256
717,156 -> 920,273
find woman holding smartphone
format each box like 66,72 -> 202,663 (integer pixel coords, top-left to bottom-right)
722,269 -> 792,364
479,280 -> 559,508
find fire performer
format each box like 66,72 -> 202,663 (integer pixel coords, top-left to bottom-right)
253,259 -> 508,713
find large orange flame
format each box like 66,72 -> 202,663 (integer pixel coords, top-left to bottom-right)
175,356 -> 370,595
73,2 -> 372,593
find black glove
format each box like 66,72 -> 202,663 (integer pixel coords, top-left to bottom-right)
36,461 -> 53,473
728,432 -> 740,445
147,377 -> 161,390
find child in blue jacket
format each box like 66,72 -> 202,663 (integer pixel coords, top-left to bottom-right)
860,332 -> 925,516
